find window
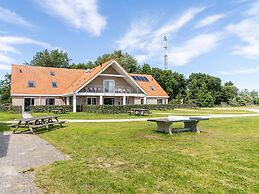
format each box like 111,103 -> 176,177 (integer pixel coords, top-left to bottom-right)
87,97 -> 97,105
104,80 -> 115,93
49,72 -> 55,76
157,99 -> 163,104
52,82 -> 58,88
104,98 -> 114,105
46,98 -> 55,105
28,81 -> 35,88
150,86 -> 155,91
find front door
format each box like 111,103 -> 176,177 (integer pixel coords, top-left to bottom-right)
24,98 -> 34,111
104,98 -> 114,105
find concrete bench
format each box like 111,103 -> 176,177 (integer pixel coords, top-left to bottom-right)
148,116 -> 209,134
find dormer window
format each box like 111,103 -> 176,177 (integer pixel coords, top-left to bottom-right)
150,86 -> 155,91
49,72 -> 55,76
52,82 -> 58,88
28,81 -> 35,88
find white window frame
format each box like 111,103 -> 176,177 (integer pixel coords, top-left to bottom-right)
103,80 -> 115,93
87,97 -> 97,105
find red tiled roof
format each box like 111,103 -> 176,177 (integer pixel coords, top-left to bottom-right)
11,60 -> 168,97
129,73 -> 168,97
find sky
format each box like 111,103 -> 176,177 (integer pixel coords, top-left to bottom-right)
0,0 -> 259,91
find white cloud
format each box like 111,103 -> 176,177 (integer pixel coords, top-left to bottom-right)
226,18 -> 259,59
37,0 -> 106,36
0,64 -> 12,70
195,14 -> 225,28
245,0 -> 259,15
0,35 -> 54,69
0,6 -> 33,28
220,66 -> 259,75
116,7 -> 205,64
169,33 -> 222,66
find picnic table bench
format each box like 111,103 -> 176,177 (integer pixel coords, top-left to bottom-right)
52,107 -> 69,114
10,115 -> 66,134
128,108 -> 152,116
148,116 -> 209,134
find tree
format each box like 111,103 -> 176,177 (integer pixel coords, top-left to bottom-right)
70,61 -> 96,69
222,82 -> 238,104
150,68 -> 187,101
95,50 -> 141,73
0,73 -> 11,104
187,73 -> 223,106
28,49 -> 71,68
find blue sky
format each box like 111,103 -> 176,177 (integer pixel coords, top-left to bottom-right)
0,0 -> 259,91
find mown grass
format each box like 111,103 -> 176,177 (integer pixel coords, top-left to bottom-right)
36,117 -> 259,193
0,112 -> 21,121
32,108 -> 254,120
0,123 -> 10,132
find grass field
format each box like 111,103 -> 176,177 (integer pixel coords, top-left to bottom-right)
0,112 -> 21,121
32,108 -> 255,120
35,117 -> 259,193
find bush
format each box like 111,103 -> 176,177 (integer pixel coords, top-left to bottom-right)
81,104 -> 197,114
0,105 -> 22,113
30,105 -> 73,113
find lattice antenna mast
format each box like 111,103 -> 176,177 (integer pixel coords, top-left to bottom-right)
163,35 -> 168,70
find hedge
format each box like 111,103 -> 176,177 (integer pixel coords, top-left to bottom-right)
81,104 -> 197,114
28,104 -> 197,114
30,105 -> 73,113
0,105 -> 22,113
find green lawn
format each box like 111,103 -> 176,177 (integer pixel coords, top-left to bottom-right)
0,112 -> 21,121
32,108 -> 254,120
152,108 -> 255,115
36,117 -> 259,193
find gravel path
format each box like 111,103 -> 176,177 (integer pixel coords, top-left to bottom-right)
0,131 -> 66,194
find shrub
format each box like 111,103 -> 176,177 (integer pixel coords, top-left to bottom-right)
81,104 -> 197,114
30,105 -> 73,113
0,105 -> 22,113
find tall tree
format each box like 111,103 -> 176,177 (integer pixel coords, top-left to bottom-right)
28,49 -> 71,68
0,73 -> 11,104
95,50 -> 141,73
222,81 -> 238,103
188,73 -> 223,106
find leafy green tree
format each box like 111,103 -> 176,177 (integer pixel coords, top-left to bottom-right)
0,73 -> 11,104
188,73 -> 223,106
140,63 -> 152,74
70,61 -> 96,69
28,49 -> 71,68
95,50 -> 141,73
222,81 -> 238,104
150,68 -> 187,101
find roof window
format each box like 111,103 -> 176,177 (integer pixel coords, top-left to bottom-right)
52,82 -> 58,88
49,72 -> 55,76
28,81 -> 35,88
150,86 -> 155,91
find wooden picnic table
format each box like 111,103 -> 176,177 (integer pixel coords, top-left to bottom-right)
148,116 -> 209,134
52,107 -> 69,114
128,108 -> 152,116
10,115 -> 66,134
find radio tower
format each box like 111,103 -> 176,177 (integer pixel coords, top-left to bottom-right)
163,35 -> 168,70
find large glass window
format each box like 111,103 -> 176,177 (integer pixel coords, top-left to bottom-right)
104,98 -> 114,105
157,99 -> 163,104
46,98 -> 55,105
104,80 -> 115,93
